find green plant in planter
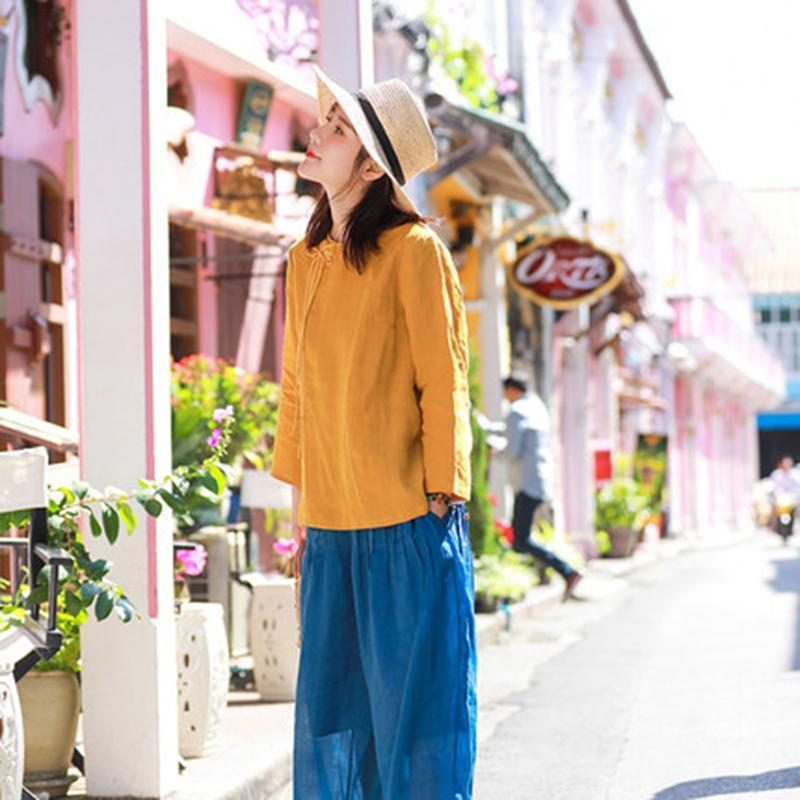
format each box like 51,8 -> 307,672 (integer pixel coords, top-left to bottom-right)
474,551 -> 536,611
594,477 -> 652,531
0,415 -> 234,673
594,476 -> 652,557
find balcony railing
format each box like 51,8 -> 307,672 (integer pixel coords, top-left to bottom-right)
671,297 -> 785,403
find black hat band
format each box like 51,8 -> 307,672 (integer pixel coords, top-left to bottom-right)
355,91 -> 406,186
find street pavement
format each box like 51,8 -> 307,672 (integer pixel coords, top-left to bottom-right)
476,532 -> 800,800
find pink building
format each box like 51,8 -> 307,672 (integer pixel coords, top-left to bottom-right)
664,126 -> 784,537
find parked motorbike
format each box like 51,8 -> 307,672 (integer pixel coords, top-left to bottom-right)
772,492 -> 796,544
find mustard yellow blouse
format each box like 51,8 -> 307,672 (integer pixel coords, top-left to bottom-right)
270,222 -> 472,530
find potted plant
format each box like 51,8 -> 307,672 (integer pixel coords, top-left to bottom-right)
594,477 -> 652,558
474,552 -> 536,613
0,413 -> 232,792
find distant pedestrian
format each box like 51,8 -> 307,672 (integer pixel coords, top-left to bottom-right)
501,374 -> 583,601
271,67 -> 476,799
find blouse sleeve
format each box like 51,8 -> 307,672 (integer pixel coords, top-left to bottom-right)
271,247 -> 302,486
398,231 -> 472,500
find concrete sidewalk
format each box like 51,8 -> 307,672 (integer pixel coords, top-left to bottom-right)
65,530 -> 756,800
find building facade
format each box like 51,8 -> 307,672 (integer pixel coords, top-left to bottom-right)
745,188 -> 800,474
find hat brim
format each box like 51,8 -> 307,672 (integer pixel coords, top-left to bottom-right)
312,66 -> 421,216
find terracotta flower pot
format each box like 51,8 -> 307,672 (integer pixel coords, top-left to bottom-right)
17,670 -> 81,797
608,526 -> 636,558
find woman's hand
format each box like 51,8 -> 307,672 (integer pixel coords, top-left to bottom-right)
427,493 -> 450,519
291,486 -> 306,574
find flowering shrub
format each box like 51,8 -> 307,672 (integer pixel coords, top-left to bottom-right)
273,537 -> 299,578
175,544 -> 208,582
171,355 -> 280,470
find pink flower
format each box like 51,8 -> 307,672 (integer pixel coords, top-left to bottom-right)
273,537 -> 299,557
212,405 -> 234,423
207,428 -> 222,448
176,545 -> 208,576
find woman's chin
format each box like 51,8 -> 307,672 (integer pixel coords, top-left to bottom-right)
297,160 -> 320,181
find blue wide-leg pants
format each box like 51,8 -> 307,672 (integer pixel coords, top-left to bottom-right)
293,504 -> 477,799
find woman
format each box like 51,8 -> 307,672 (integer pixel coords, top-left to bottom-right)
271,66 -> 476,799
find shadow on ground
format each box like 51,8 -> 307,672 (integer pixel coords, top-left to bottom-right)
766,550 -> 800,670
652,766 -> 800,799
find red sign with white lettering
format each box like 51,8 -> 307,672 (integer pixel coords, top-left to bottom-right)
508,237 -> 624,309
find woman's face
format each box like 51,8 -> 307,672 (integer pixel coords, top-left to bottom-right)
298,102 -> 380,196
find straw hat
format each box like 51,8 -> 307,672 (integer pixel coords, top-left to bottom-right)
312,65 -> 438,214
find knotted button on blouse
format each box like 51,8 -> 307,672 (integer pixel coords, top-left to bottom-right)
270,222 -> 472,530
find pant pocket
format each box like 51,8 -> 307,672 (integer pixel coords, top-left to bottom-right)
426,509 -> 451,530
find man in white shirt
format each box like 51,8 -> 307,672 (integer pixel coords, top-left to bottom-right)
501,374 -> 582,602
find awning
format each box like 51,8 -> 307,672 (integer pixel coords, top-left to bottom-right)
590,264 -> 646,324
169,207 -> 294,250
424,95 -> 569,213
758,409 -> 800,431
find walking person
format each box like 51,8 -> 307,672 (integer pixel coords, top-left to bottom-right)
502,374 -> 583,601
270,66 -> 476,799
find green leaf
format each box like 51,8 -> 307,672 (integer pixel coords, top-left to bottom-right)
114,597 -> 135,623
64,590 -> 84,616
27,584 -> 49,607
197,470 -> 219,494
80,581 -> 101,603
157,488 -> 183,513
87,559 -> 110,579
73,481 -> 90,500
89,511 -> 103,538
118,502 -> 137,534
101,504 -> 120,544
95,590 -> 114,621
144,498 -> 162,518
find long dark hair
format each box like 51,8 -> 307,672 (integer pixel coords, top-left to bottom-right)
305,148 -> 426,273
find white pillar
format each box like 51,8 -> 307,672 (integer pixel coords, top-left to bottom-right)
559,307 -> 594,552
480,203 -> 511,517
318,0 -> 373,87
76,2 -> 177,795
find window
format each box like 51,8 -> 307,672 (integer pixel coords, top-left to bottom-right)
779,306 -> 791,323
760,307 -> 772,324
17,0 -> 66,121
169,224 -> 200,361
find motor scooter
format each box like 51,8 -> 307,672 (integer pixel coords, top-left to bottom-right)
772,491 -> 796,544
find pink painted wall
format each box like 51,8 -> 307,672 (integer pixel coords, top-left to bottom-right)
0,0 -> 73,183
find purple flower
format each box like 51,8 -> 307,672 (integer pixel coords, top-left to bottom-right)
273,537 -> 299,557
212,405 -> 234,423
176,545 -> 208,576
207,428 -> 223,449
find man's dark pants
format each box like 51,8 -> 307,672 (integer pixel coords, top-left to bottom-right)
511,491 -> 575,579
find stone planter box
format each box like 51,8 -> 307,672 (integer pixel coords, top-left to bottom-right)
176,602 -> 229,758
250,577 -> 299,701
